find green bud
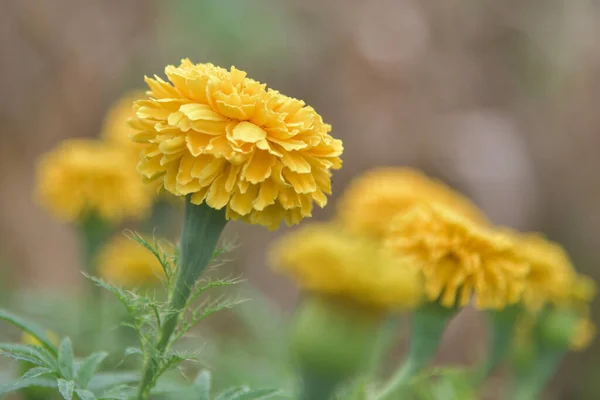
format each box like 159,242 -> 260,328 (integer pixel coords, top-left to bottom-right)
538,308 -> 578,350
290,296 -> 383,381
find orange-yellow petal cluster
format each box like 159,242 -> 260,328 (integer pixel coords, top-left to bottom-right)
386,203 -> 528,309
97,234 -> 167,287
269,223 -> 422,310
130,59 -> 343,230
36,139 -> 152,223
337,168 -> 487,239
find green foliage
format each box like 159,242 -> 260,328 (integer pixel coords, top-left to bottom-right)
0,233 -> 284,400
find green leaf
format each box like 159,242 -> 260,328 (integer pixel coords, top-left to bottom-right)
214,387 -> 248,400
75,388 -> 98,400
57,379 -> 75,400
233,389 -> 283,399
58,338 -> 75,380
0,343 -> 57,369
98,384 -> 137,399
123,347 -> 142,358
87,371 -> 140,392
0,376 -> 57,395
193,370 -> 211,399
21,367 -> 54,380
77,351 -> 108,388
0,309 -> 58,355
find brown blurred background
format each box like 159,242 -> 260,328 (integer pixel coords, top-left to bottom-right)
1,0 -> 600,398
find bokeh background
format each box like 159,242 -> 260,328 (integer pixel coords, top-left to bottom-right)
1,1 -> 600,398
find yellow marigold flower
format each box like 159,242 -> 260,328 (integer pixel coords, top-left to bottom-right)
101,91 -> 146,154
514,234 -> 580,312
21,331 -> 60,347
130,59 -> 343,230
337,168 -> 487,239
269,223 -> 422,310
569,317 -> 595,351
36,139 -> 152,223
97,234 -> 167,287
386,203 -> 528,309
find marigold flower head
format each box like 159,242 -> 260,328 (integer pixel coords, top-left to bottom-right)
130,59 -> 343,230
102,91 -> 146,154
337,168 -> 487,239
96,234 -> 167,287
513,233 -> 582,312
36,140 -> 153,223
386,203 -> 528,309
269,223 -> 422,310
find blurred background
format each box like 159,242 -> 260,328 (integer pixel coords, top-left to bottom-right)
1,0 -> 600,398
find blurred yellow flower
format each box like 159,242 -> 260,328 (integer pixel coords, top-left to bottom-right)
21,331 -> 59,347
514,234 -> 579,312
386,203 -> 527,309
269,223 -> 422,310
97,234 -> 167,287
36,139 -> 152,223
337,168 -> 487,239
101,91 -> 146,155
569,317 -> 595,351
130,59 -> 343,230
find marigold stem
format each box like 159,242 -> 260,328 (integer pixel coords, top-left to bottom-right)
136,197 -> 227,399
376,303 -> 455,400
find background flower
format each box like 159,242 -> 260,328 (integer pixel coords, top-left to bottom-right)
130,60 -> 343,230
336,168 -> 488,239
269,223 -> 422,310
96,234 -> 167,287
36,139 -> 153,223
386,203 -> 527,309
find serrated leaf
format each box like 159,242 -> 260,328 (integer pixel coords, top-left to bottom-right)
193,370 -> 211,399
87,371 -> 140,392
123,347 -> 142,358
0,343 -> 57,369
233,389 -> 283,399
214,387 -> 248,400
58,379 -> 75,400
98,383 -> 137,399
0,376 -> 58,395
77,351 -> 108,388
0,309 -> 58,355
75,388 -> 97,400
21,367 -> 54,380
58,338 -> 75,380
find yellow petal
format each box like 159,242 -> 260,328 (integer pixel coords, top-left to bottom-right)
254,179 -> 278,211
280,151 -> 311,173
230,184 -> 260,215
282,170 -> 317,194
206,175 -> 231,209
242,150 -> 276,184
186,132 -> 213,156
232,121 -> 267,143
179,103 -> 228,121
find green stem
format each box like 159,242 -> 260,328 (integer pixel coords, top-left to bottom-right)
78,213 -> 110,343
136,197 -> 227,400
512,349 -> 564,400
472,307 -> 520,386
299,369 -> 339,400
376,304 -> 455,400
367,316 -> 400,379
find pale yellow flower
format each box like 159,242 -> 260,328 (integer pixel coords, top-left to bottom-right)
513,233 -> 579,312
569,317 -> 595,351
386,203 -> 528,309
97,234 -> 167,287
337,168 -> 487,239
21,331 -> 60,347
130,59 -> 343,230
36,139 -> 153,223
269,223 -> 422,310
101,91 -> 146,155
